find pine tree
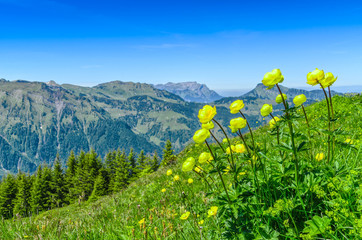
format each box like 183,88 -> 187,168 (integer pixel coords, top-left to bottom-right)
0,174 -> 18,218
137,150 -> 147,172
51,154 -> 66,208
113,150 -> 129,192
88,168 -> 109,202
128,148 -> 137,179
150,151 -> 160,172
105,150 -> 117,191
161,140 -> 175,166
30,165 -> 53,214
13,172 -> 32,217
65,150 -> 78,203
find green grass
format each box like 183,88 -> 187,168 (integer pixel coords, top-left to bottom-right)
1,94 -> 361,240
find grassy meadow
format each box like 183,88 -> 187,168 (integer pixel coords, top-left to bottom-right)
1,82 -> 361,239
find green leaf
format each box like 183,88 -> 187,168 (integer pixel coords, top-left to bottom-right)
302,215 -> 331,236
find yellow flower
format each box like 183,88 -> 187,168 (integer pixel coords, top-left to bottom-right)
262,68 -> 284,89
229,117 -> 247,131
138,218 -> 145,224
269,117 -> 280,129
320,72 -> 337,88
260,104 -> 273,117
198,220 -> 204,225
229,99 -> 245,114
166,169 -> 173,176
193,129 -> 210,144
182,157 -> 195,172
222,138 -> 228,143
42,225 -> 46,231
180,212 -> 190,220
161,188 -> 166,193
293,94 -> 307,107
174,175 -> 180,181
198,152 -> 212,164
202,121 -> 214,130
188,178 -> 193,184
194,166 -> 203,173
226,145 -> 236,154
307,68 -> 325,86
315,153 -> 324,161
345,138 -> 354,144
198,105 -> 217,124
275,93 -> 287,104
207,206 -> 218,217
239,171 -> 247,176
234,144 -> 246,153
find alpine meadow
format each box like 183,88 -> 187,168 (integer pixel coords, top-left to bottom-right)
0,68 -> 361,239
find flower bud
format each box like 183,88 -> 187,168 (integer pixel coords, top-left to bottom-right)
269,117 -> 280,129
293,94 -> 307,107
307,68 -> 325,86
201,121 -> 214,130
199,152 -> 212,164
182,157 -> 195,172
229,117 -> 247,130
262,69 -> 284,89
260,104 -> 273,117
275,93 -> 287,104
198,105 -> 217,124
320,72 -> 337,88
229,100 -> 245,114
234,144 -> 246,153
193,129 -> 210,144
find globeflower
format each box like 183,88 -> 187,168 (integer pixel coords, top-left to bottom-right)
138,218 -> 145,224
226,145 -> 236,154
202,121 -> 214,130
260,104 -> 273,117
320,72 -> 337,88
161,188 -> 166,193
293,94 -> 307,107
222,138 -> 228,143
275,93 -> 287,104
194,166 -> 203,173
235,144 -> 246,153
180,212 -> 190,220
229,99 -> 245,114
198,220 -> 204,225
345,138 -> 353,144
198,105 -> 217,124
207,206 -> 218,217
188,178 -> 193,184
269,117 -> 281,129
182,157 -> 195,172
262,69 -> 284,89
315,153 -> 324,161
198,152 -> 212,164
166,169 -> 172,176
229,117 -> 247,130
174,175 -> 180,181
307,68 -> 325,86
193,129 -> 210,144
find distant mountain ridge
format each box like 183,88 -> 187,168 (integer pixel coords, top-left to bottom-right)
154,81 -> 223,103
0,78 -> 342,177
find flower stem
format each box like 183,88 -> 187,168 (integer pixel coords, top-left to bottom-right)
209,130 -> 225,152
328,86 -> 335,159
237,130 -> 251,155
270,113 -> 283,159
302,105 -> 313,161
320,85 -> 331,163
239,111 -> 256,151
212,119 -> 235,169
276,84 -> 299,182
205,140 -> 231,204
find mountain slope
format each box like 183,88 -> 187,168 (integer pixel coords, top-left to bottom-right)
2,94 -> 359,239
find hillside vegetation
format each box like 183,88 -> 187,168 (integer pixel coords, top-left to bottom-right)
1,88 -> 360,239
0,78 -> 335,177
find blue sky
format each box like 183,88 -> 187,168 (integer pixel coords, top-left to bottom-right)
0,0 -> 361,93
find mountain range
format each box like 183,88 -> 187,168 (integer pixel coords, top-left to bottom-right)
0,79 -> 340,177
154,81 -> 223,103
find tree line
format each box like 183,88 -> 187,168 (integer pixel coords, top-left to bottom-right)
0,140 -> 175,219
